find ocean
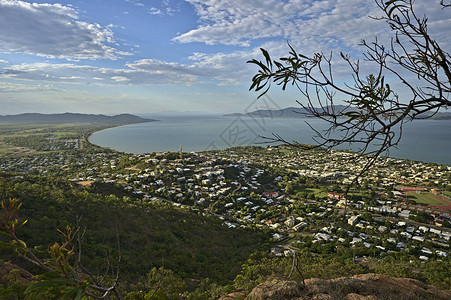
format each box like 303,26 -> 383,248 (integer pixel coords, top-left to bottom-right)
89,115 -> 451,165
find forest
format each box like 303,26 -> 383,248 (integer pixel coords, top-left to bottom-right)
0,173 -> 270,298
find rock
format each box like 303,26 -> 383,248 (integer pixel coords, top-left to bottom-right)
243,273 -> 451,300
219,290 -> 246,300
246,277 -> 304,300
0,261 -> 34,285
299,293 -> 332,300
346,293 -> 379,300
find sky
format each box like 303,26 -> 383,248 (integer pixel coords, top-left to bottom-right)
0,0 -> 449,115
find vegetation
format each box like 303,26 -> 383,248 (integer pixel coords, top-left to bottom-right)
0,175 -> 269,298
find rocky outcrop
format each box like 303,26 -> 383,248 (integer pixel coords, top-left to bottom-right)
244,274 -> 451,300
0,261 -> 34,284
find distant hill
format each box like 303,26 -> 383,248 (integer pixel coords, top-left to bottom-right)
421,111 -> 451,120
225,106 -> 451,120
0,113 -> 157,124
224,106 -> 348,118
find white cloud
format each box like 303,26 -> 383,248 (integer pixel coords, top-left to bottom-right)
128,59 -> 202,75
3,0 -> 448,91
147,0 -> 179,16
0,59 -> 8,64
175,0 -> 348,46
123,50 -> 263,85
0,81 -> 57,93
149,7 -> 163,15
111,76 -> 131,82
0,48 -> 262,86
176,0 -> 451,54
0,0 -> 130,59
60,76 -> 82,80
0,61 -> 199,86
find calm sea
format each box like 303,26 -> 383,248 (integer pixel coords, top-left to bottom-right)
90,115 -> 451,165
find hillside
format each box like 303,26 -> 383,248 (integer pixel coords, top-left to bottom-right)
0,174 -> 270,298
0,113 -> 156,124
224,106 -> 314,118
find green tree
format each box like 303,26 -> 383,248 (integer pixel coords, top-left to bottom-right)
0,268 -> 28,300
146,267 -> 187,299
0,198 -> 122,299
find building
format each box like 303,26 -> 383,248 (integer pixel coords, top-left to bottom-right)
348,215 -> 359,226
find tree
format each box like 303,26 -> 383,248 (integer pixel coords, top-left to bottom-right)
0,198 -> 123,299
248,0 -> 450,189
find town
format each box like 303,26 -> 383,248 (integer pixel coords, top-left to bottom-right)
1,134 -> 450,265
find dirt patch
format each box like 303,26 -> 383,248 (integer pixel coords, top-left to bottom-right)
0,141 -> 35,156
77,180 -> 95,186
125,165 -> 141,171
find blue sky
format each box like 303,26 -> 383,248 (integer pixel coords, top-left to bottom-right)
0,0 -> 449,115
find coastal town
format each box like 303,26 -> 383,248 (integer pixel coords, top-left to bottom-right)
1,136 -> 450,264
1,0 -> 450,296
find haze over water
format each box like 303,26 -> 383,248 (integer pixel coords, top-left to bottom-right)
90,116 -> 451,166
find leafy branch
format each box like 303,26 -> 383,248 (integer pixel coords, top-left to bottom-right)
0,198 -> 123,299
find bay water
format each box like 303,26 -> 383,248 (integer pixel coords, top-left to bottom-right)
90,115 -> 451,165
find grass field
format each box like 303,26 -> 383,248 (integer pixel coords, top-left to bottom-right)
295,187 -> 328,199
405,192 -> 446,206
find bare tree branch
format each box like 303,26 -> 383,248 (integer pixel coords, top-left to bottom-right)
248,0 -> 450,201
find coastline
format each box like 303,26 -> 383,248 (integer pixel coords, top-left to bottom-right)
86,118 -> 451,165
86,120 -> 159,149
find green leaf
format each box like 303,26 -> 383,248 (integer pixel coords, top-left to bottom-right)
62,284 -> 87,300
246,58 -> 259,65
9,239 -> 26,249
0,231 -> 13,238
385,0 -> 400,7
75,288 -> 85,300
25,278 -> 74,293
260,48 -> 273,69
0,240 -> 14,248
144,289 -> 155,300
344,111 -> 360,120
36,271 -> 65,280
274,61 -> 284,69
386,1 -> 408,17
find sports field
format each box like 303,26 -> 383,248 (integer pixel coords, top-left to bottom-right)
406,192 -> 451,207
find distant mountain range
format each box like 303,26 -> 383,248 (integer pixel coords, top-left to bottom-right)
425,111 -> 451,120
0,113 -> 157,124
224,106 -> 346,118
225,106 -> 451,120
